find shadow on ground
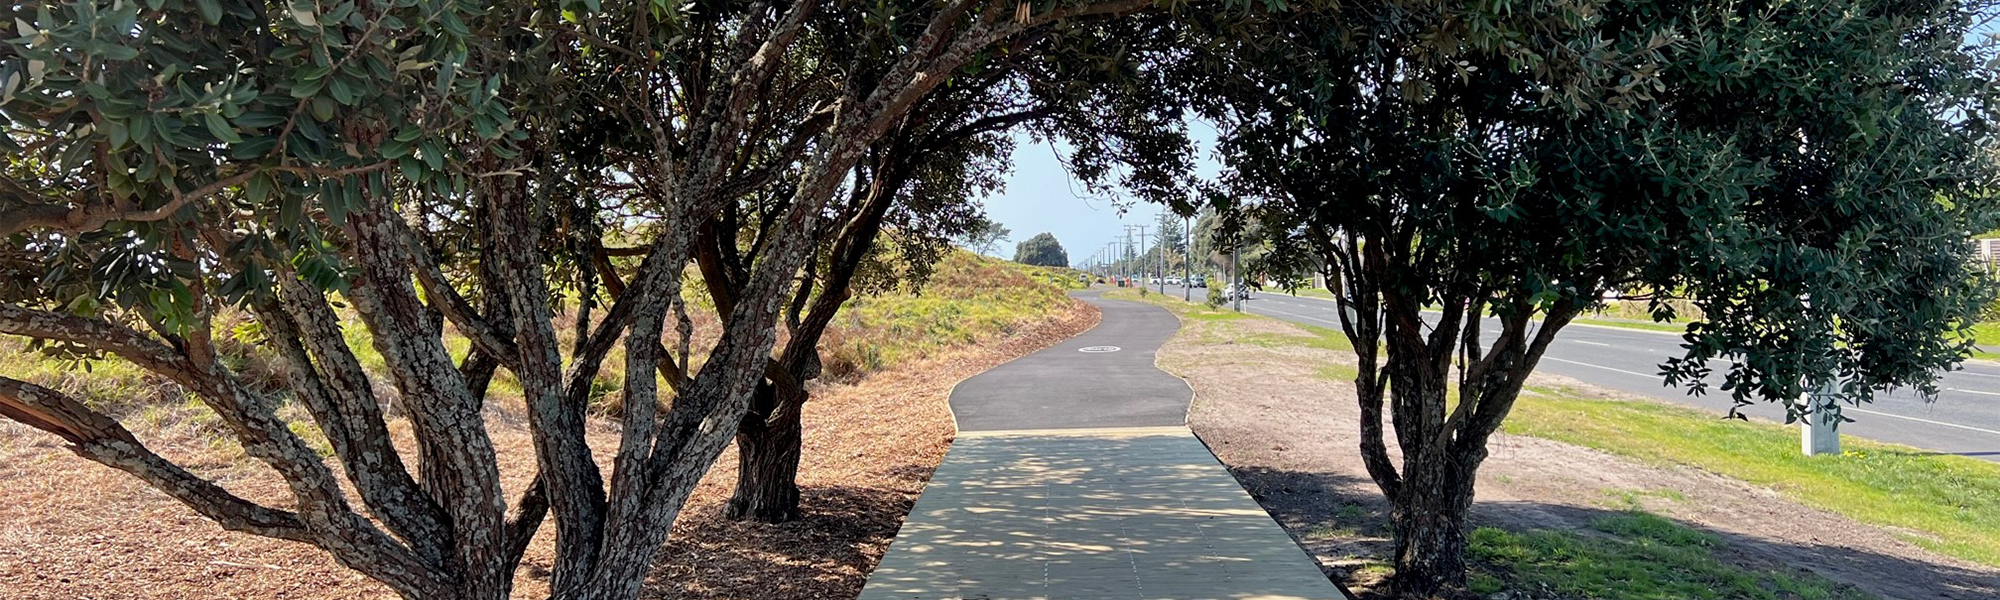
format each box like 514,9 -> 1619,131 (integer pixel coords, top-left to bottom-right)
635,484 -> 918,600
1228,465 -> 2000,600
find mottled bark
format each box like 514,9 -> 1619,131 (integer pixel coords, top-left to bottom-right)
726,383 -> 806,522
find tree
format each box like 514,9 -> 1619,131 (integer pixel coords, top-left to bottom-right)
1014,232 -> 1070,266
958,217 -> 1012,255
0,2 -> 1171,599
1182,0 -> 2000,595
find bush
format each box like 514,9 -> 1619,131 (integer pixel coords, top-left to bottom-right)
1206,286 -> 1226,308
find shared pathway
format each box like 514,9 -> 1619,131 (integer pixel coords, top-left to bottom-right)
858,290 -> 1343,600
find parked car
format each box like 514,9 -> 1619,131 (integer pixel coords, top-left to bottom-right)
1166,276 -> 1182,285
1189,275 -> 1207,288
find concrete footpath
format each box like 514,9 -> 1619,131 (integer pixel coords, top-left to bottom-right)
858,290 -> 1343,600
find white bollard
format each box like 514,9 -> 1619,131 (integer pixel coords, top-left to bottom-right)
1801,380 -> 1840,456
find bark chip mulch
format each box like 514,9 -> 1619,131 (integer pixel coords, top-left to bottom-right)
0,300 -> 1100,600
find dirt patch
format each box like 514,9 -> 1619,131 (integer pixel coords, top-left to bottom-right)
0,301 -> 1100,600
1164,313 -> 2000,600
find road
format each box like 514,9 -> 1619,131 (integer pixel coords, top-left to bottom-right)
1150,283 -> 2000,461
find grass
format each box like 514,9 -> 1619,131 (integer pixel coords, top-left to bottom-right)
1469,511 -> 1873,600
1969,322 -> 2000,361
1004,261 -> 1092,290
1506,385 -> 2000,567
822,250 -> 1077,380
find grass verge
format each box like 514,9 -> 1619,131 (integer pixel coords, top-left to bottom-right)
1469,512 -> 1872,600
1505,386 -> 2000,567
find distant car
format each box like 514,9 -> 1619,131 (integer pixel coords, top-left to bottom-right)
1189,275 -> 1207,288
1166,276 -> 1182,285
1225,282 -> 1253,301
1149,277 -> 1161,285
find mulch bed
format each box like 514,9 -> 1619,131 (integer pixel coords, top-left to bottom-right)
0,300 -> 1099,600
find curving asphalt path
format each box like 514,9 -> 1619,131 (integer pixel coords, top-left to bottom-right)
949,289 -> 1192,432
859,288 -> 1344,600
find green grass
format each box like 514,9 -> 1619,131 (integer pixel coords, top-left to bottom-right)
1469,512 -> 1872,600
820,250 -> 1076,380
1507,386 -> 2000,567
1005,262 -> 1092,290
1969,322 -> 2000,361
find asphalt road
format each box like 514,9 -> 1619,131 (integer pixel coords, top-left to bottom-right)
948,289 -> 1193,432
1150,283 -> 2000,461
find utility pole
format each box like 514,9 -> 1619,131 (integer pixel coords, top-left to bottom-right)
1183,215 -> 1192,302
1134,224 -> 1150,289
1123,227 -> 1136,286
1231,241 -> 1242,312
1160,219 -> 1168,296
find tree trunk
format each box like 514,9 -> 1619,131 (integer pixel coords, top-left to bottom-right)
726,383 -> 805,523
1389,449 -> 1483,598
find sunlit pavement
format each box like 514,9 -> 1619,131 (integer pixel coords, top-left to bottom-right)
858,291 -> 1343,600
859,428 -> 1339,600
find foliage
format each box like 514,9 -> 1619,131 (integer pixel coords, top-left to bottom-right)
1170,0 -> 2000,593
0,1 -> 1186,598
1013,232 -> 1070,267
957,216 -> 1012,255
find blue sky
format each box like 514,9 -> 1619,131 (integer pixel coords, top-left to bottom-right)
978,122 -> 1221,267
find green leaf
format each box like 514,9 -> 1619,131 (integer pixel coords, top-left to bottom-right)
203,112 -> 242,143
289,3 -> 319,27
195,0 -> 222,24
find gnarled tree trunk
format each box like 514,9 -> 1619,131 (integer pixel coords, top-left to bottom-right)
1387,447 -> 1483,596
727,382 -> 808,522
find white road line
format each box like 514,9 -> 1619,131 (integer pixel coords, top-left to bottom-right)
1255,306 -> 1346,327
1845,407 -> 2000,438
1546,359 -> 2000,439
1249,298 -> 2000,440
1574,340 -> 1612,347
1542,356 -> 1660,379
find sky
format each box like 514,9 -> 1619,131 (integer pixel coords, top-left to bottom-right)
976,122 -> 1221,268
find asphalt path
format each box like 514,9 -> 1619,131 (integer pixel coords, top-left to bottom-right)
1152,283 -> 2000,461
948,289 -> 1193,432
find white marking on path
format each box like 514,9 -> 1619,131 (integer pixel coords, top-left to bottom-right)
1575,340 -> 1612,347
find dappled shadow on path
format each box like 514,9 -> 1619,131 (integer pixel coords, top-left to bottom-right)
860,431 -> 1345,600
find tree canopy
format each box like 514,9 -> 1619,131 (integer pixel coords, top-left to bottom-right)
1014,232 -> 1070,266
0,2 -> 1178,599
1173,0 -> 2000,594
